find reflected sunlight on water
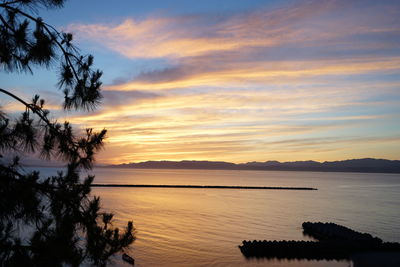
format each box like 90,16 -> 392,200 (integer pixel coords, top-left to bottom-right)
35,168 -> 400,267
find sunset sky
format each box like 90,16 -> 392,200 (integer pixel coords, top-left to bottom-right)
1,0 -> 400,164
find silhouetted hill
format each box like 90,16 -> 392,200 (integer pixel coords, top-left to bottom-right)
112,160 -> 237,170
108,158 -> 400,173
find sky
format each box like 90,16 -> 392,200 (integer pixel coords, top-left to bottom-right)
1,0 -> 400,164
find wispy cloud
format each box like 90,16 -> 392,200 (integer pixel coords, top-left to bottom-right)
60,0 -> 400,163
69,0 -> 400,60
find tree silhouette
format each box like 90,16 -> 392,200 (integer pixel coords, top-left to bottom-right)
0,1 -> 135,266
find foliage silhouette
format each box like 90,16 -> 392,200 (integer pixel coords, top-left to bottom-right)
0,1 -> 135,266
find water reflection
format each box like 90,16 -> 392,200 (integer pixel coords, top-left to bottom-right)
244,258 -> 350,267
33,167 -> 400,267
97,187 -> 348,267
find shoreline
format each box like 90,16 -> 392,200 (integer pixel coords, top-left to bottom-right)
98,165 -> 400,174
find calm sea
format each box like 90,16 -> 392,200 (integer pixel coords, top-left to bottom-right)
35,167 -> 400,267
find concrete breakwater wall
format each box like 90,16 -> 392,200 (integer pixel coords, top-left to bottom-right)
239,222 -> 400,260
91,184 -> 317,190
302,222 -> 382,244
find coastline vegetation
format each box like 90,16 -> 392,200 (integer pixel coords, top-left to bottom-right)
0,1 -> 134,266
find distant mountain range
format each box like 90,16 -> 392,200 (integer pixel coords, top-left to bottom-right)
108,158 -> 400,173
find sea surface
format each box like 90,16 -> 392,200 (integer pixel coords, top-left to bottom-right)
35,167 -> 400,267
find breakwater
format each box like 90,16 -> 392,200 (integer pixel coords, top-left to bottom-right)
302,222 -> 382,243
91,184 -> 317,190
239,222 -> 400,260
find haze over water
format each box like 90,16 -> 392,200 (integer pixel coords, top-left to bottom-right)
37,167 -> 400,266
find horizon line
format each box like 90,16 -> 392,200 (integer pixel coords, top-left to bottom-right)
107,157 -> 399,166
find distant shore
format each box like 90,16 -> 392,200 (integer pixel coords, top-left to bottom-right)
21,158 -> 400,174
105,158 -> 400,174
91,184 -> 317,190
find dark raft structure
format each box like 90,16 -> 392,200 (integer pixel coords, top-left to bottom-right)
239,222 -> 400,261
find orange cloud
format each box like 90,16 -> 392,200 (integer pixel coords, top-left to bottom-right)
107,57 -> 400,91
59,0 -> 400,163
68,0 -> 399,60
66,80 -> 400,164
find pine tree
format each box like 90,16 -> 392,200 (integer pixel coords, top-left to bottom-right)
0,1 -> 135,266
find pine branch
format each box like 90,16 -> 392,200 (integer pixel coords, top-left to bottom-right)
0,2 -> 135,265
0,88 -> 106,169
0,3 -> 80,80
0,88 -> 51,126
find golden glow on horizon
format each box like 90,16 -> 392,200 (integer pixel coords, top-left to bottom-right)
4,0 -> 400,164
